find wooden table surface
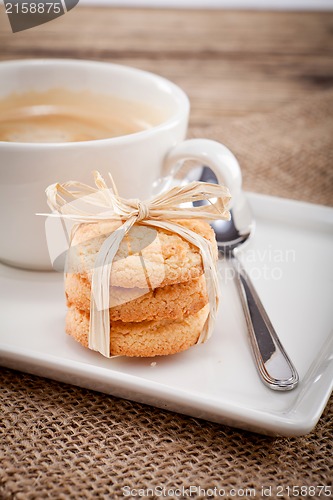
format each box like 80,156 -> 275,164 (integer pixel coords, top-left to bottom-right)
1,7 -> 332,129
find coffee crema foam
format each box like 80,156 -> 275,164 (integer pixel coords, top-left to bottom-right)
0,89 -> 167,143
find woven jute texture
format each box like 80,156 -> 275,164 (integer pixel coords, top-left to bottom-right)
191,88 -> 333,207
1,89 -> 333,499
1,369 -> 332,499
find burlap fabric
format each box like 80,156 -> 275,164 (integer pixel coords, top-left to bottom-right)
191,88 -> 333,207
1,89 -> 333,499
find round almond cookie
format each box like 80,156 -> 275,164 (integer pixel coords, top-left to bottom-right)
65,273 -> 208,322
67,219 -> 217,289
66,304 -> 209,357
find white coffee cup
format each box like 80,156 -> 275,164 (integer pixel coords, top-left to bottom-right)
0,59 -> 242,271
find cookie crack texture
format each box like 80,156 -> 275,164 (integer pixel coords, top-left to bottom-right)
66,304 -> 210,357
68,219 -> 217,289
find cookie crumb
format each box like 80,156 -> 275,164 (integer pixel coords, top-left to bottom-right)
150,362 -> 157,367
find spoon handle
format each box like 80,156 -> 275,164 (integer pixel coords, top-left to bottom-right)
230,254 -> 299,390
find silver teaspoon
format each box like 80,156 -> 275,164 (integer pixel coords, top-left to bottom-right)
197,167 -> 299,391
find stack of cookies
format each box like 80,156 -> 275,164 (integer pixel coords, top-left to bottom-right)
65,218 -> 218,357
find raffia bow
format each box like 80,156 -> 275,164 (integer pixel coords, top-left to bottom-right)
45,171 -> 231,358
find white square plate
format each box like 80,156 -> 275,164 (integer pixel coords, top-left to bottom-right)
1,193 -> 332,436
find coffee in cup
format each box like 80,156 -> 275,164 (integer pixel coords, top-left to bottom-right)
0,88 -> 167,143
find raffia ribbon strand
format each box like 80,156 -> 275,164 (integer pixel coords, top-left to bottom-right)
45,171 -> 231,358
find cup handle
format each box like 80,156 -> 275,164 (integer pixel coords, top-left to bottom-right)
162,138 -> 242,206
